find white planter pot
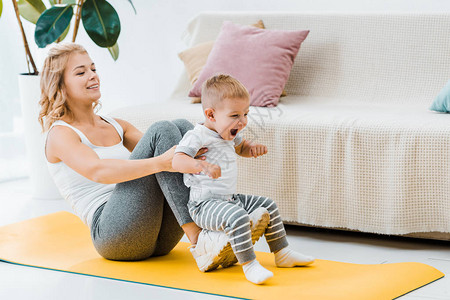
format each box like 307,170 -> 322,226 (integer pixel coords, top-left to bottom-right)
18,74 -> 62,200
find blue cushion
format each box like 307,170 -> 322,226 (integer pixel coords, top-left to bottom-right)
430,80 -> 450,113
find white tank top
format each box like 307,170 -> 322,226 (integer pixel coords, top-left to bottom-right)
46,115 -> 130,228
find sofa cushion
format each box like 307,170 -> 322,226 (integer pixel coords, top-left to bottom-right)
178,41 -> 214,104
188,21 -> 309,107
178,20 -> 286,104
430,80 -> 450,113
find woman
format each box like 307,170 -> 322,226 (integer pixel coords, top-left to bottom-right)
38,42 -> 238,266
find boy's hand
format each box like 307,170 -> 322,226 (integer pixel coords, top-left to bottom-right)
202,162 -> 221,179
250,143 -> 268,158
235,139 -> 268,158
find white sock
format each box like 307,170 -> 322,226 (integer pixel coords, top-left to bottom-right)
274,247 -> 315,268
242,259 -> 273,284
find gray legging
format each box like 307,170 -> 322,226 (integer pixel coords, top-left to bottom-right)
90,119 -> 194,261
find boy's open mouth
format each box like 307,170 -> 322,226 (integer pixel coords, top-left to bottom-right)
230,129 -> 238,136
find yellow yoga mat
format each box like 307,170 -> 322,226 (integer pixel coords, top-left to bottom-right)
0,212 -> 444,300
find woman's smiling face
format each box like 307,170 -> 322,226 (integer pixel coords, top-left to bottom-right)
63,52 -> 101,106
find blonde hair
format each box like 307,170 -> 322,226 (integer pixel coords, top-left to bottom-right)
38,42 -> 101,131
201,74 -> 250,109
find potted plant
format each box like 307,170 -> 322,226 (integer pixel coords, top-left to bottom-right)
1,0 -> 135,199
12,0 -> 136,71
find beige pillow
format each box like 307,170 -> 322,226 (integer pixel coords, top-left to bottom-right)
178,41 -> 215,104
178,20 -> 286,104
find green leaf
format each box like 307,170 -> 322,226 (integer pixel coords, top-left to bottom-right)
0,0 -> 3,18
107,42 -> 119,61
17,0 -> 47,24
35,5 -> 73,48
81,0 -> 120,48
50,0 -> 76,6
57,21 -> 71,41
125,0 -> 136,14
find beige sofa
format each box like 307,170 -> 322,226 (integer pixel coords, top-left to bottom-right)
112,12 -> 450,241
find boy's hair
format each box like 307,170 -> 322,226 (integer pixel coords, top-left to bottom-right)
201,74 -> 249,109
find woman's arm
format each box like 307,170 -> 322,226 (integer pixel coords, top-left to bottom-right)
114,118 -> 143,152
47,126 -> 173,184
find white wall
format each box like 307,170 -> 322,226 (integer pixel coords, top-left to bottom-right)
1,0 -> 450,117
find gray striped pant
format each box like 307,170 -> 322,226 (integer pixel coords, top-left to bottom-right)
188,194 -> 289,264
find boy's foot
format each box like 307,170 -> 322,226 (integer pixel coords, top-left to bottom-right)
190,229 -> 232,272
274,247 -> 315,268
243,259 -> 274,284
249,207 -> 270,244
191,208 -> 271,271
220,207 -> 271,268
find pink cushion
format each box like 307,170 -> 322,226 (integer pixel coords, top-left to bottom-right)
188,21 -> 310,107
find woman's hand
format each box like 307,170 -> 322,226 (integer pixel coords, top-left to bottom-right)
159,146 -> 177,172
194,147 -> 208,159
193,147 -> 208,174
162,147 -> 208,173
